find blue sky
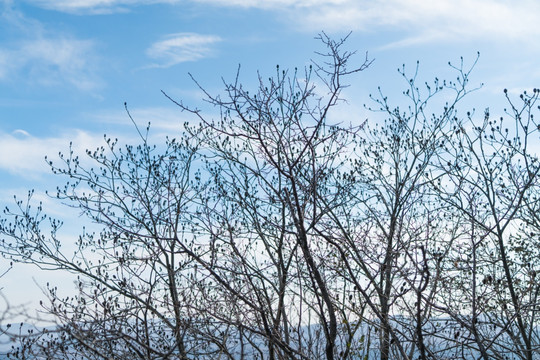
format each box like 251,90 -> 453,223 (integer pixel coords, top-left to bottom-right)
1,0 -> 540,313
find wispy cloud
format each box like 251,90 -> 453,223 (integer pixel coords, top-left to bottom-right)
1,1 -> 103,90
294,0 -> 540,47
145,33 -> 222,68
23,0 -> 540,47
20,0 -> 171,14
190,0 -> 540,48
22,0 -> 343,14
191,0 -> 346,9
0,38 -> 102,90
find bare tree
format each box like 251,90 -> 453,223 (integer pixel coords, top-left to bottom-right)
1,132 -> 219,359
1,34 -> 373,360
170,32 -> 374,360
2,34 -> 540,360
430,87 -> 540,360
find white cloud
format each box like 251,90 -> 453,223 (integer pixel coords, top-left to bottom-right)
146,33 -> 222,68
294,0 -> 540,46
21,0 -> 340,13
0,106 -> 194,179
0,38 -> 102,90
12,129 -> 31,137
0,130 -> 105,177
1,1 -> 103,90
20,0 -> 169,14
180,0 -> 540,46
21,0 -> 540,47
192,0 -> 346,9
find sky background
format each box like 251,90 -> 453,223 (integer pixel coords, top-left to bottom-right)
1,0 -> 540,319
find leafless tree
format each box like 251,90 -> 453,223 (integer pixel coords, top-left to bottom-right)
2,34 -> 540,360
430,87 -> 540,360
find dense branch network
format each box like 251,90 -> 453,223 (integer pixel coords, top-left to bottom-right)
1,35 -> 540,360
